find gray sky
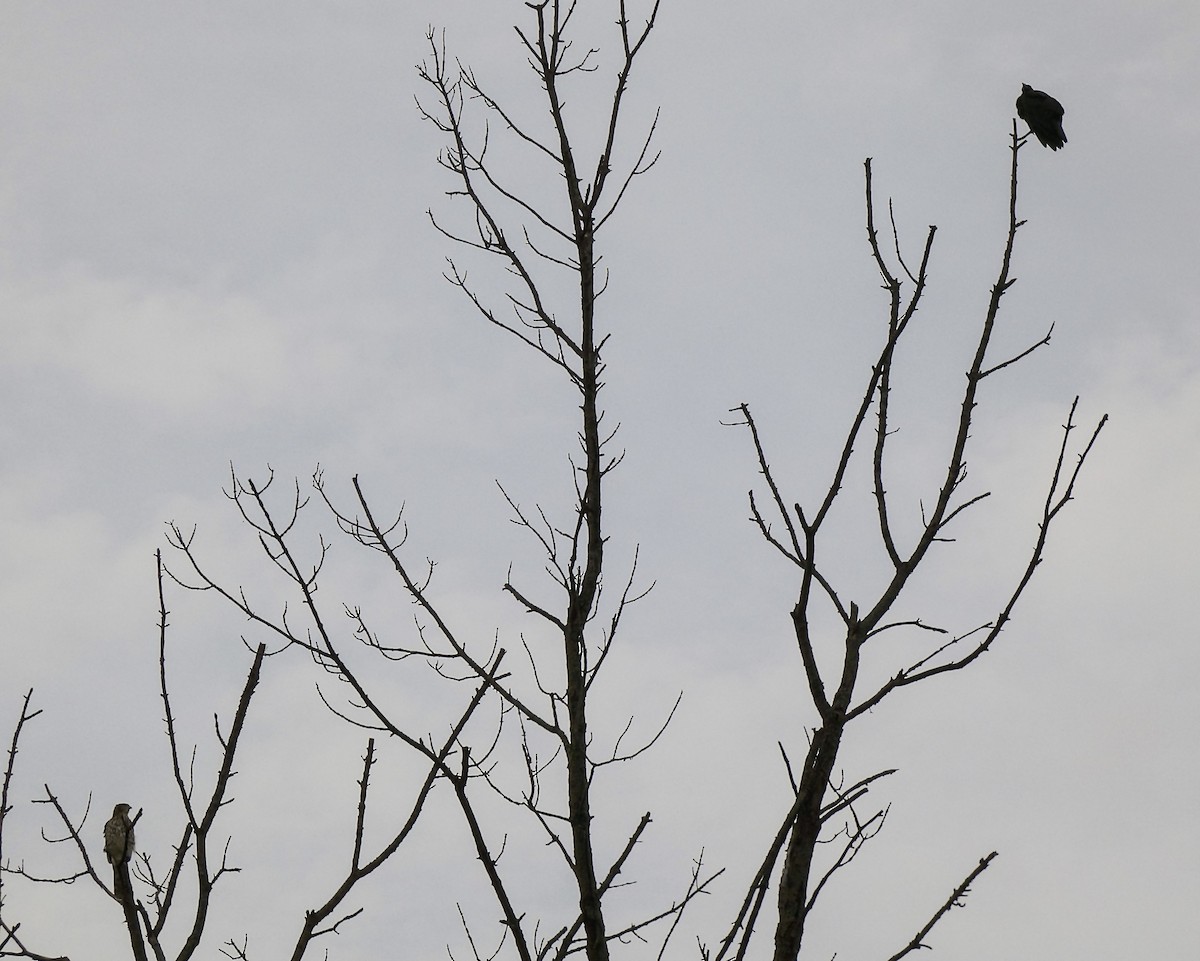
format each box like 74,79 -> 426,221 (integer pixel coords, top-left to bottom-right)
2,1 -> 1197,958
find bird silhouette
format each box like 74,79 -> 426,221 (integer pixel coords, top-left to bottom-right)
1016,84 -> 1067,150
103,802 -> 136,866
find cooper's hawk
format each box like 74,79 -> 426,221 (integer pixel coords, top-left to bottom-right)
103,803 -> 136,868
1016,83 -> 1067,150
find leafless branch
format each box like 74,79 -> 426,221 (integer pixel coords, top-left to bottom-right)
885,853 -> 998,961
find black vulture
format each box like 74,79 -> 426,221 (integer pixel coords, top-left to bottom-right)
1016,83 -> 1067,150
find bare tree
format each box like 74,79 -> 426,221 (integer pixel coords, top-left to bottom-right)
4,5 -> 697,957
408,3 -> 715,956
1,6 -> 1105,961
710,139 -> 1105,961
0,547 -> 499,961
0,553 -> 263,961
165,2 -> 716,958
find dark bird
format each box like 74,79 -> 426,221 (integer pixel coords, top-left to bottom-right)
1016,84 -> 1067,150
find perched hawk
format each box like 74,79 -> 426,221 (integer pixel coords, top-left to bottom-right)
103,803 -> 136,867
1016,83 -> 1067,150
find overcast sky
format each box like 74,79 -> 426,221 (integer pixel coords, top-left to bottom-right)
2,2 -> 1198,959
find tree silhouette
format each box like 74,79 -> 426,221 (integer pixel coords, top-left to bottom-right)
0,6 -> 1103,960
